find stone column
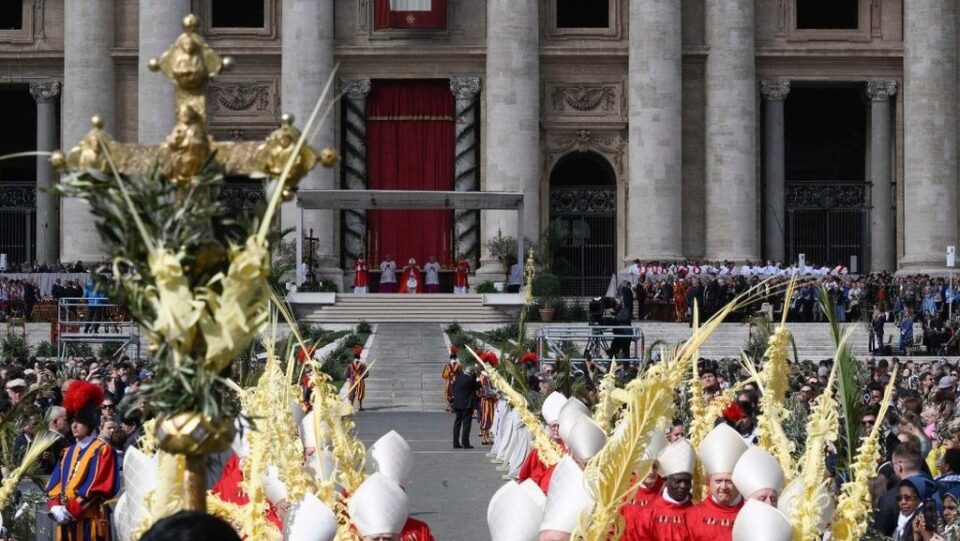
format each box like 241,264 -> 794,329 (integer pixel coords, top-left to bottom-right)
704,0 -> 758,262
451,77 -> 481,265
627,0 -> 683,263
867,81 -> 897,272
902,0 -> 957,271
138,0 -> 191,143
281,0 -> 338,274
340,78 -> 371,264
61,0 -> 115,264
760,80 -> 790,263
480,0 -> 539,277
30,82 -> 60,266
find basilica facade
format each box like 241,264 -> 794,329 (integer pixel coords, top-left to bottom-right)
0,0 -> 953,294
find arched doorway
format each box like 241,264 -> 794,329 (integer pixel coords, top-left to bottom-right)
549,152 -> 617,296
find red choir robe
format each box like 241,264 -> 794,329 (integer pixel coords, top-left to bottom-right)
399,265 -> 424,293
454,259 -> 470,289
630,476 -> 664,507
212,453 -> 283,531
354,259 -> 369,288
400,517 -> 436,541
684,497 -> 743,541
46,438 -> 120,541
518,448 -> 549,484
622,493 -> 693,541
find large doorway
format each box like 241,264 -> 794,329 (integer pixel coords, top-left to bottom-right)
0,85 -> 37,269
549,152 -> 617,296
784,85 -> 867,270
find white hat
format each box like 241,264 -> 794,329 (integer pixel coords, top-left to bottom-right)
732,447 -> 784,499
289,400 -> 306,432
698,424 -> 748,475
114,447 -> 158,541
518,479 -> 547,508
541,392 -> 568,425
656,440 -> 697,477
306,449 -> 337,483
778,478 -> 834,530
732,499 -> 793,541
487,481 -> 546,541
557,398 -> 591,443
286,493 -> 338,541
301,411 -> 318,450
368,430 -> 414,487
348,473 -> 410,537
263,464 -> 289,505
540,456 -> 595,534
642,430 -> 668,461
231,415 -> 252,460
566,417 -> 607,463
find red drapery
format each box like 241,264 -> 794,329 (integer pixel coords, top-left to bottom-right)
374,0 -> 447,30
366,80 -> 455,268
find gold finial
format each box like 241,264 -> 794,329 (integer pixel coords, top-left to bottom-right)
182,14 -> 200,32
254,114 -> 319,200
319,147 -> 339,168
91,115 -> 104,129
150,14 -> 225,119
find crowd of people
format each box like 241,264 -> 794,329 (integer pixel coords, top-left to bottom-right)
0,262 -> 87,275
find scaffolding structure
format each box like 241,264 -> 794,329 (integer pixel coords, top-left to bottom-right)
56,298 -> 141,361
536,325 -> 645,368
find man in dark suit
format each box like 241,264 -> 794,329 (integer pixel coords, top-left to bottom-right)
451,365 -> 480,449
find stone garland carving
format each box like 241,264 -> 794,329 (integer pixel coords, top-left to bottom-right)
550,188 -> 616,214
450,77 -> 481,263
785,182 -> 867,210
866,81 -> 897,102
29,81 -> 60,103
544,129 -> 625,176
209,84 -> 273,112
340,78 -> 372,264
551,84 -> 616,112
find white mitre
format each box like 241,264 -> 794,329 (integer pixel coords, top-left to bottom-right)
732,446 -> 785,499
656,439 -> 697,477
232,415 -> 252,459
487,480 -> 547,541
541,391 -> 568,425
301,410 -> 318,450
557,397 -> 591,443
289,399 -> 306,432
566,416 -> 607,463
348,472 -> 410,537
733,499 -> 793,541
264,464 -> 289,506
306,448 -> 337,483
778,478 -> 835,530
642,430 -> 668,461
286,493 -> 338,541
368,430 -> 414,487
539,455 -> 595,534
698,423 -> 748,475
113,447 -> 158,541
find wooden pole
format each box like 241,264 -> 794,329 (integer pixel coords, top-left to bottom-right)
182,455 -> 207,512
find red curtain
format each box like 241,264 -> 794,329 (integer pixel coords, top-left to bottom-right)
366,80 -> 455,267
374,0 -> 447,30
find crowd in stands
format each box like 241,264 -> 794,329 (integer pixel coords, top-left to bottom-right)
0,261 -> 86,274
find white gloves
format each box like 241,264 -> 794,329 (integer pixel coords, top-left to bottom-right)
50,505 -> 73,524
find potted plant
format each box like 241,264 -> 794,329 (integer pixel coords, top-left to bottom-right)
485,231 -> 518,276
532,272 -> 561,321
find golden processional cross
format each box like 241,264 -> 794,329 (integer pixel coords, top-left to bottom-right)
51,14 -> 332,190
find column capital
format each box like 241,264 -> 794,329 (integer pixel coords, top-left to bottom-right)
29,81 -> 61,103
866,80 -> 898,102
759,80 -> 791,101
450,77 -> 481,100
340,78 -> 371,100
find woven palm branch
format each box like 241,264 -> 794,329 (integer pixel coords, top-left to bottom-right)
741,352 -> 797,482
592,360 -> 621,435
574,292 -> 750,541
467,345 -> 563,467
0,430 -> 58,508
831,364 -> 898,541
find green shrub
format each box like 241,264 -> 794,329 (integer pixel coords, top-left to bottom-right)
566,301 -> 587,322
34,341 -> 57,358
487,323 -> 520,344
356,321 -> 372,334
1,335 -> 28,359
65,342 -> 94,359
475,281 -> 498,294
532,273 -> 561,297
445,322 -> 463,335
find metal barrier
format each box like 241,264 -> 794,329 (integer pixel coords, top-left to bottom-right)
56,298 -> 140,361
536,324 -> 645,368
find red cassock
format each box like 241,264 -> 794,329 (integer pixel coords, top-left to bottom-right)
621,494 -> 692,541
399,266 -> 424,293
684,497 -> 743,541
630,477 -> 664,507
518,448 -> 549,485
212,454 -> 283,531
400,517 -> 436,541
454,260 -> 470,288
354,259 -> 369,288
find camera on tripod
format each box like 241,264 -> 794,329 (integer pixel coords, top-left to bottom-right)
588,296 -> 617,326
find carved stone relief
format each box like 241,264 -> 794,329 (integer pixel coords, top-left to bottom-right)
543,129 -> 626,177
544,81 -> 625,121
206,80 -> 279,133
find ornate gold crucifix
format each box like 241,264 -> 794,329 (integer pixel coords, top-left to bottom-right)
51,14 -> 334,194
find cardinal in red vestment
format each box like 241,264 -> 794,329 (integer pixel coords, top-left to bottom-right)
453,257 -> 470,294
622,440 -> 697,541
353,256 -> 369,294
399,258 -> 423,294
685,423 -> 749,541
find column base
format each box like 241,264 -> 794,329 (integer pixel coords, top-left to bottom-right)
474,259 -> 507,288
624,252 -> 684,265
702,253 -> 759,265
897,258 -> 953,277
